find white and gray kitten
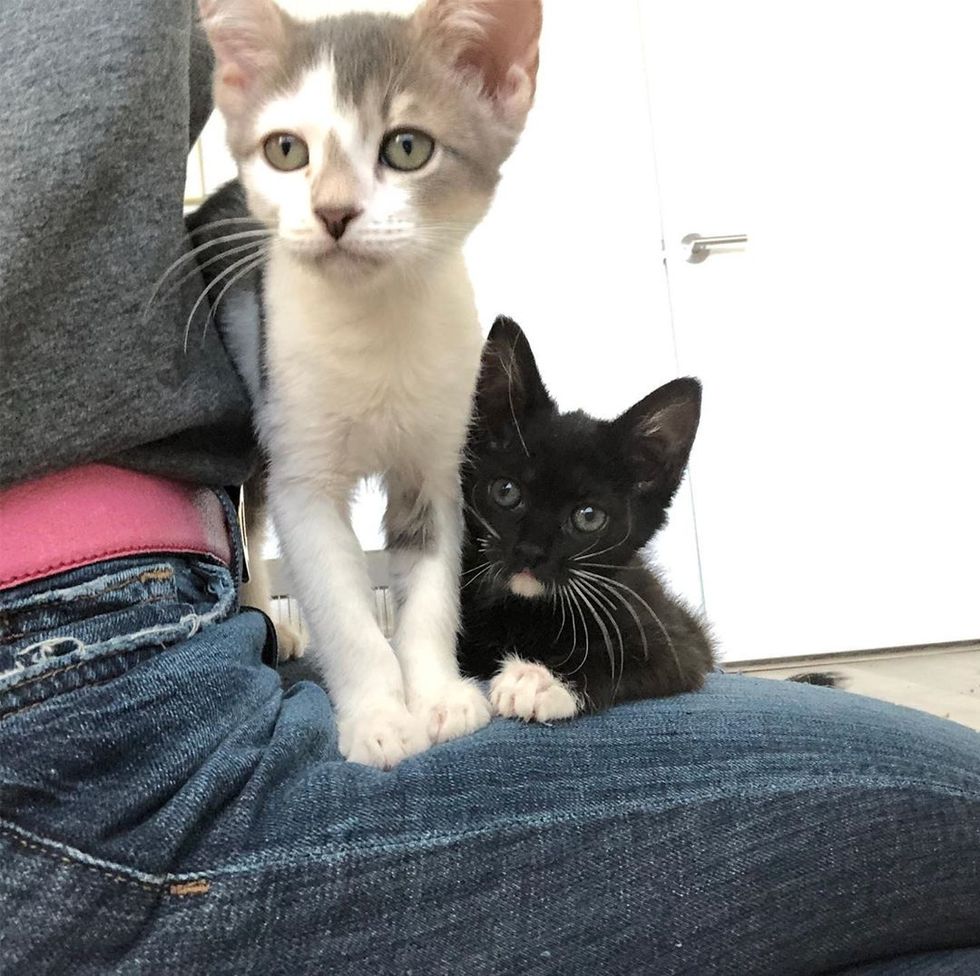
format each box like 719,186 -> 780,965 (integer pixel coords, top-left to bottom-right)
195,0 -> 541,768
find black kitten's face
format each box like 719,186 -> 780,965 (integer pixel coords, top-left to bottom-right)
465,411 -> 647,599
464,316 -> 703,602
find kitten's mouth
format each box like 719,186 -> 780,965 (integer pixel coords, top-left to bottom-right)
285,239 -> 384,269
509,571 -> 546,599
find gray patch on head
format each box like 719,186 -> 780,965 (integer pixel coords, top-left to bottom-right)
219,5 -> 528,244
384,489 -> 436,552
298,14 -> 411,106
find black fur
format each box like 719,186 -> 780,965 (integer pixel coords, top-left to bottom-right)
457,316 -> 715,713
787,671 -> 842,688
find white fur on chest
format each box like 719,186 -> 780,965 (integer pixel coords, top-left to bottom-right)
259,252 -> 482,486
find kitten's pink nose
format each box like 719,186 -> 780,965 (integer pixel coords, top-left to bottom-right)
315,206 -> 361,241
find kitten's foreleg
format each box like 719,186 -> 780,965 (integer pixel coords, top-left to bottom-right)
270,471 -> 428,768
386,472 -> 491,744
238,473 -> 306,660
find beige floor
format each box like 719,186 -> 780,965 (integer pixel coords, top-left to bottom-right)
730,643 -> 980,731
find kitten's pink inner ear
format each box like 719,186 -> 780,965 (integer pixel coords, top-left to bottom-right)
199,0 -> 285,103
420,0 -> 543,119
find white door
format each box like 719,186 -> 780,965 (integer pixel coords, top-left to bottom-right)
640,0 -> 980,659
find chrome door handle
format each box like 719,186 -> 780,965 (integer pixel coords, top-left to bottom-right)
682,232 -> 748,263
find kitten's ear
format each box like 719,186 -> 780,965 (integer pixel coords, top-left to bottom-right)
199,0 -> 286,115
475,316 -> 552,445
415,0 -> 542,126
615,378 -> 702,496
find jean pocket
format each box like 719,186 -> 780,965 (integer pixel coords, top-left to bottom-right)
0,557 -> 236,709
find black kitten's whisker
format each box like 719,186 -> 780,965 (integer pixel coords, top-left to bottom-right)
553,587 -> 579,670
576,569 -> 681,679
571,510 -> 632,563
462,560 -> 492,578
461,564 -> 494,590
574,575 -> 630,696
562,585 -> 591,676
183,249 -> 267,354
555,585 -> 568,642
573,570 -> 649,661
144,229 -> 271,319
465,488 -> 500,540
569,578 -> 618,693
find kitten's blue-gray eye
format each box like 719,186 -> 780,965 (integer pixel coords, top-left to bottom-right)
490,478 -> 522,510
263,132 -> 309,172
380,129 -> 435,172
572,505 -> 608,533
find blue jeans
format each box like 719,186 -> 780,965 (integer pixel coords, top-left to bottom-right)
1,538 -> 978,974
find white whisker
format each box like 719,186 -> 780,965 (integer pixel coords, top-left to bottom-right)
462,560 -> 491,578
574,575 -> 627,694
201,251 -> 268,347
569,578 -> 616,691
144,229 -> 271,320
461,564 -> 493,590
573,570 -> 649,661
465,486 -> 500,539
574,569 -> 680,677
183,249 -> 267,354
562,584 -> 591,676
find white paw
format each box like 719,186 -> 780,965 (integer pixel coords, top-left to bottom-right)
490,658 -> 580,723
409,678 -> 491,745
337,700 -> 429,770
275,620 -> 307,661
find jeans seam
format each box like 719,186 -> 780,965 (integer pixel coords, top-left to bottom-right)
0,594 -> 177,646
0,821 -> 210,898
2,782 -> 975,899
0,565 -> 177,616
0,646 -> 159,722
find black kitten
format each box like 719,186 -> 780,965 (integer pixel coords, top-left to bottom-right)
458,316 -> 715,721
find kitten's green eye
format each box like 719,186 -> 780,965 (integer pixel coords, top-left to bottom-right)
572,505 -> 608,533
490,478 -> 522,510
380,129 -> 435,172
263,132 -> 309,171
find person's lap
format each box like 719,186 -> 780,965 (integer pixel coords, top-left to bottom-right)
1,554 -> 978,975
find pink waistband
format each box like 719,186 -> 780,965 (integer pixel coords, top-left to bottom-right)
0,464 -> 233,591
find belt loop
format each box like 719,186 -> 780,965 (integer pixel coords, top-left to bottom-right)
215,487 -> 246,604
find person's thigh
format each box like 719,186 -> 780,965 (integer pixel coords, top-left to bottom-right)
834,948 -> 980,975
1,564 -> 978,976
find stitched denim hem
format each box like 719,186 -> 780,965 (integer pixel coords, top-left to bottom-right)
0,818 -> 210,897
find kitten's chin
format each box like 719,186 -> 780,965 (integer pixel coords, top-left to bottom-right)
509,571 -> 546,599
287,244 -> 386,275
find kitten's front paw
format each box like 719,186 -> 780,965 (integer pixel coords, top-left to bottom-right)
337,700 -> 429,770
490,658 -> 580,723
409,678 -> 491,745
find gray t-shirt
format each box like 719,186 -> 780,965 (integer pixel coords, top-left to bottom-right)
0,0 -> 256,490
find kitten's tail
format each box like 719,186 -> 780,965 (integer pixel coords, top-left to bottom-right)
786,671 -> 843,688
